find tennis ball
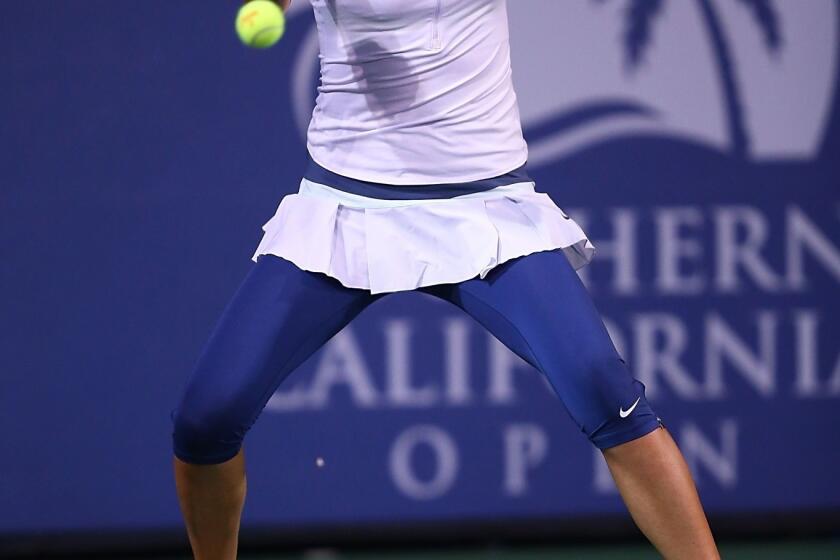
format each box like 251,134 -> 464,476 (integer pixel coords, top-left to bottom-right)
236,1 -> 285,49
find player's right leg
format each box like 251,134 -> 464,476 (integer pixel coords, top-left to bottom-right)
172,254 -> 382,560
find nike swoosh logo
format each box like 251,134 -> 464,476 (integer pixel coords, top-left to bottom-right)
619,397 -> 641,418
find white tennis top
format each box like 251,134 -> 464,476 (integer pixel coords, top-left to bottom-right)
252,0 -> 594,293
306,0 -> 528,184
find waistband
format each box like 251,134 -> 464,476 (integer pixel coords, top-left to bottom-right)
303,155 -> 532,200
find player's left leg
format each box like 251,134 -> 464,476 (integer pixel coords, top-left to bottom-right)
422,249 -> 718,559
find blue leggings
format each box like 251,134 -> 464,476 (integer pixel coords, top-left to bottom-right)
172,251 -> 660,464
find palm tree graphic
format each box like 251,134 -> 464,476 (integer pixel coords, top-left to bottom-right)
596,0 -> 783,159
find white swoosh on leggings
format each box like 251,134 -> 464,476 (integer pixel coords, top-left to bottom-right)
619,397 -> 641,418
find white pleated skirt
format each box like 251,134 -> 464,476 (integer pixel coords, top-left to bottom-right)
252,178 -> 595,294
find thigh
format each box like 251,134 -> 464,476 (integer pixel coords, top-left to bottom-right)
176,255 -> 381,439
431,250 -> 658,448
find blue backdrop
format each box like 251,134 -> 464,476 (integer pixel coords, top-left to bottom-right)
1,0 -> 839,536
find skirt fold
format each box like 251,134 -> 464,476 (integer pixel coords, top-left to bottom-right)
252,180 -> 595,294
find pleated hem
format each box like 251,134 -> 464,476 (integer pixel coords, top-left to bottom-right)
251,187 -> 595,295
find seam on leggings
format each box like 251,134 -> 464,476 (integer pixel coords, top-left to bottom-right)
454,285 -> 628,440
455,287 -> 553,391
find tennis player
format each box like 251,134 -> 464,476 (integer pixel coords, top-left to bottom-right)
172,1 -> 720,558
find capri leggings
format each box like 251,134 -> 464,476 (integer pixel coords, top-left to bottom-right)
172,250 -> 661,464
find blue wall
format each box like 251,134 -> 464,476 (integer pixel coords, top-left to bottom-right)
1,0 -> 839,535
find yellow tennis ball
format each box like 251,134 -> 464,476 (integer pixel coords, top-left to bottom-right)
236,1 -> 285,49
